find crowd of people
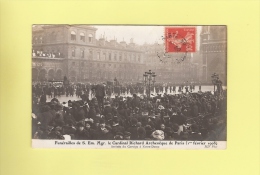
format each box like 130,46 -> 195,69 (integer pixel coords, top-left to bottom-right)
32,82 -> 226,141
32,82 -> 200,99
32,50 -> 63,58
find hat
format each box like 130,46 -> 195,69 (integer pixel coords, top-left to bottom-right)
114,135 -> 124,140
51,98 -> 59,103
145,125 -> 152,130
124,131 -> 131,137
85,118 -> 94,123
137,122 -> 142,127
151,130 -> 165,140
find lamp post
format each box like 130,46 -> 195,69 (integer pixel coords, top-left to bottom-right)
211,73 -> 219,93
143,70 -> 156,98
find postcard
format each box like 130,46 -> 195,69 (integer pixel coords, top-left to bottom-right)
31,25 -> 227,149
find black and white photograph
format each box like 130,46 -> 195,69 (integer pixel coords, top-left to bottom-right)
31,25 -> 227,149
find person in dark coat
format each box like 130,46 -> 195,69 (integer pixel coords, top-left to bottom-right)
75,123 -> 89,140
95,84 -> 106,109
62,119 -> 76,139
188,124 -> 203,141
111,118 -> 125,135
127,118 -> 139,140
175,111 -> 186,135
131,94 -> 140,109
39,93 -> 47,104
137,122 -> 146,140
164,127 -> 174,140
191,102 -> 199,118
38,105 -> 55,131
72,103 -> 85,122
85,121 -> 96,139
48,126 -> 65,140
99,126 -> 114,140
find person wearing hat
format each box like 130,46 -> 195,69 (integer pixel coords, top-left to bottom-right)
63,108 -> 75,125
151,130 -> 165,140
147,117 -> 155,129
62,119 -> 76,139
38,105 -> 55,132
75,123 -> 89,140
47,126 -> 65,140
85,121 -> 95,140
111,118 -> 125,135
94,119 -> 106,139
175,110 -> 187,135
114,132 -> 124,140
131,94 -> 140,109
52,112 -> 65,126
103,101 -> 112,116
127,118 -> 139,140
137,122 -> 146,140
164,127 -> 174,140
120,131 -> 130,140
188,124 -> 203,141
99,126 -> 114,140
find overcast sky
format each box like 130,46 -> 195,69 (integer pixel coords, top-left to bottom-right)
94,25 -> 201,49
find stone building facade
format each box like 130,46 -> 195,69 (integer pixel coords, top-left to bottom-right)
199,26 -> 227,85
33,25 -> 226,85
140,43 -> 199,83
32,25 -> 145,83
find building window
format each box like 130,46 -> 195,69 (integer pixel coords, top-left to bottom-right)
88,34 -> 93,43
114,54 -> 117,61
109,53 -> 111,60
72,49 -> 75,57
203,54 -> 206,64
71,31 -> 76,41
97,52 -> 100,60
51,32 -> 56,42
119,55 -> 122,61
138,56 -> 141,62
80,33 -> 85,42
89,51 -> 93,59
39,37 -> 43,44
103,53 -> 106,60
81,50 -> 84,58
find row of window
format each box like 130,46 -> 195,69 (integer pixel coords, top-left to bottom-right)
70,49 -> 142,62
71,61 -> 142,69
71,31 -> 93,43
33,37 -> 43,44
32,31 -> 94,44
201,44 -> 226,52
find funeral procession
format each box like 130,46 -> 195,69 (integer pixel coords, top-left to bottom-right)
32,25 -> 227,142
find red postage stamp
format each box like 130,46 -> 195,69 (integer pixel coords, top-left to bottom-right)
165,27 -> 196,53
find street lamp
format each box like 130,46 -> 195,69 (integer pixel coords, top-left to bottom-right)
143,70 -> 156,98
211,73 -> 219,93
